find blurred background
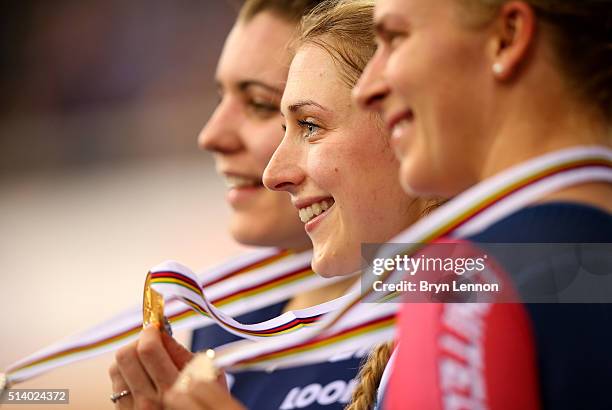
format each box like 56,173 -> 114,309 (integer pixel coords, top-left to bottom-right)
0,1 -> 246,408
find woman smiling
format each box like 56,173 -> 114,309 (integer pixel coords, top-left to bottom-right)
263,0 -> 424,278
355,0 -> 612,408
162,1 -> 431,409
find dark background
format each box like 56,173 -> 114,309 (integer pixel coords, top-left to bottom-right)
0,0 -> 238,176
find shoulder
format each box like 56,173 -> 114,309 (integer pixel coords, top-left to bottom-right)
469,201 -> 612,243
469,202 -> 612,409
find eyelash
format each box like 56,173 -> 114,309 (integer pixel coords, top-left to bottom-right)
281,120 -> 321,139
298,119 -> 320,139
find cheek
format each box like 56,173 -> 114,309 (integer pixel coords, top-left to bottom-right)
306,151 -> 341,195
386,41 -> 419,97
344,139 -> 400,214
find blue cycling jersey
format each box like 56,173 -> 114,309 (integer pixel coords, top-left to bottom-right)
468,202 -> 612,410
192,300 -> 365,410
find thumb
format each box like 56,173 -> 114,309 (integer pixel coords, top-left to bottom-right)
160,331 -> 194,370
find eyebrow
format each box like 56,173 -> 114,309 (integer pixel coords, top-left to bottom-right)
215,79 -> 284,96
374,22 -> 388,39
241,80 -> 284,94
287,100 -> 330,113
374,14 -> 407,39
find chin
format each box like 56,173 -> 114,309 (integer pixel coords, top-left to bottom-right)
399,160 -> 440,198
229,216 -> 270,246
311,250 -> 359,278
230,217 -> 310,249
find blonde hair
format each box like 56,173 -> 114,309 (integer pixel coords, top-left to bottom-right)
298,0 -> 376,88
346,342 -> 394,410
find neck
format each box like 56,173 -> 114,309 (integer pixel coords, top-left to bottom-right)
478,91 -> 612,212
291,244 -> 313,253
283,275 -> 357,312
465,46 -> 612,210
475,40 -> 612,181
480,96 -> 610,182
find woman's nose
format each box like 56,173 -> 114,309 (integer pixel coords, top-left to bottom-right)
353,51 -> 391,112
263,138 -> 304,193
198,99 -> 243,155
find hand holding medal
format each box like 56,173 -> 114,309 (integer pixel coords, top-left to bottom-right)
109,273 -> 194,407
143,272 -> 220,386
108,272 -> 245,410
141,274 -> 245,410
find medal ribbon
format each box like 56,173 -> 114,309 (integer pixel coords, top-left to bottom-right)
212,146 -> 612,372
148,260 -> 349,340
3,248 -> 332,384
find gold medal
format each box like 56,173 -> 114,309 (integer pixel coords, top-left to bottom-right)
143,273 -> 165,330
173,349 -> 218,391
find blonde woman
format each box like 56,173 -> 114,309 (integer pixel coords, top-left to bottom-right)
163,1 -> 432,409
355,0 -> 612,408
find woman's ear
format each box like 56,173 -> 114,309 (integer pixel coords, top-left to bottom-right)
487,1 -> 536,80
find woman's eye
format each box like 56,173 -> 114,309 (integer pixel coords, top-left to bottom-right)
390,34 -> 405,49
247,100 -> 278,118
378,29 -> 407,50
298,120 -> 321,139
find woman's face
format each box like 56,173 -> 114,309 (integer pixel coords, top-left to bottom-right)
199,12 -> 310,249
263,45 -> 417,277
354,0 -> 493,198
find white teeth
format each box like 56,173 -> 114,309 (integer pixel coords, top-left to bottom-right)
224,175 -> 261,189
306,207 -> 314,220
391,119 -> 411,140
298,199 -> 333,223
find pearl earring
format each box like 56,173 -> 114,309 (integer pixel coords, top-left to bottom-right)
492,62 -> 504,75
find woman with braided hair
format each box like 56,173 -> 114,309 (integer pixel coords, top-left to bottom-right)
162,0 -> 436,408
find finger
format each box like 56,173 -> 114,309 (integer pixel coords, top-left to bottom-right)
115,340 -> 158,406
108,361 -> 134,410
137,325 -> 182,391
161,331 -> 193,370
185,380 -> 246,410
163,389 -> 206,410
216,370 -> 228,391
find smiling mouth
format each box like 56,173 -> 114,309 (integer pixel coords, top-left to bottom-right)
389,110 -> 414,139
298,198 -> 335,223
223,174 -> 264,189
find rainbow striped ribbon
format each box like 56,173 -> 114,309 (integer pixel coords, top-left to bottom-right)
148,260 -> 349,340
209,146 -> 612,372
3,247 -> 336,384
